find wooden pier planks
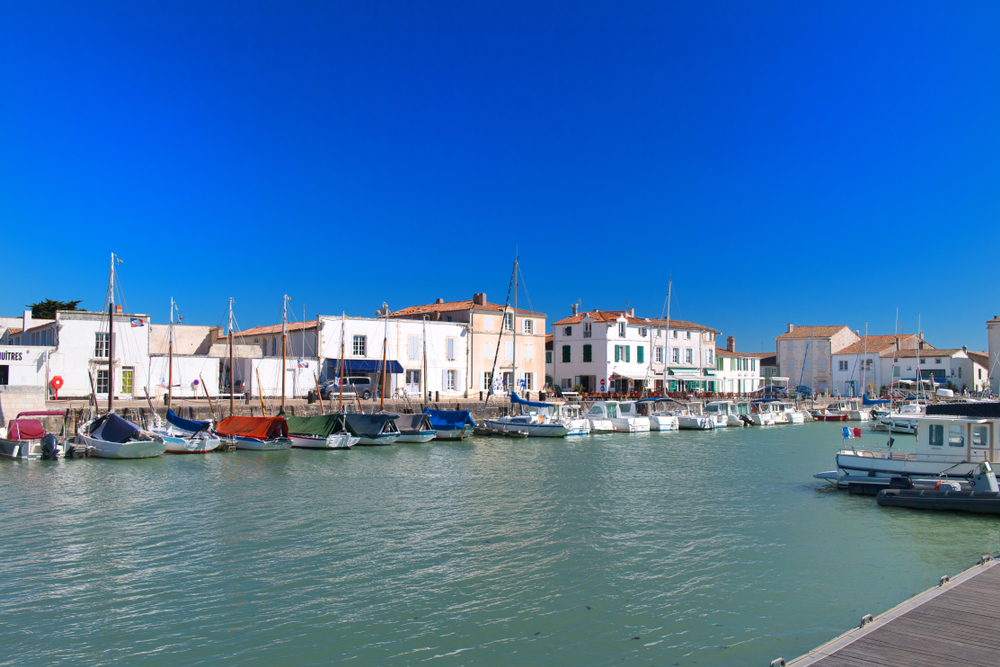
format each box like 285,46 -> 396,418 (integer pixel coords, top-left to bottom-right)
788,557 -> 1000,667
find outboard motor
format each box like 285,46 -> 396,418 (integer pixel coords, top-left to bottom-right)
739,414 -> 753,427
970,461 -> 1000,493
40,434 -> 60,460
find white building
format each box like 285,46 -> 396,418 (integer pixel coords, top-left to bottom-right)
317,314 -> 469,398
830,334 -> 921,397
988,316 -> 1000,396
713,336 -> 765,394
884,347 -> 989,394
550,307 -> 717,394
775,324 -> 860,393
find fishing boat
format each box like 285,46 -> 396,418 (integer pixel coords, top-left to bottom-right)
216,415 -> 292,450
872,401 -> 925,435
394,413 -> 437,443
0,411 -> 67,460
285,414 -> 358,449
775,401 -> 806,424
423,408 -> 476,440
825,416 -> 1000,489
77,412 -> 167,459
344,413 -> 401,445
484,393 -> 571,437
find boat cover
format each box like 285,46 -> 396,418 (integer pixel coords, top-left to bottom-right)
344,413 -> 397,437
862,395 -> 891,406
166,409 -> 210,433
285,414 -> 346,437
91,413 -> 141,443
7,419 -> 46,440
394,413 -> 433,434
423,409 -> 475,430
216,416 -> 288,440
511,392 -> 554,408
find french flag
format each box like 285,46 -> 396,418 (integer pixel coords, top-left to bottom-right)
843,427 -> 862,439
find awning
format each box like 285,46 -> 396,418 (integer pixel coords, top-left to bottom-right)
610,368 -> 648,380
669,368 -> 701,377
328,359 -> 404,374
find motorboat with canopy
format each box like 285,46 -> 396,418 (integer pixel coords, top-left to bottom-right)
285,414 -> 358,449
0,411 -> 67,460
216,415 -> 292,450
344,413 -> 401,446
394,413 -> 437,443
423,409 -> 476,440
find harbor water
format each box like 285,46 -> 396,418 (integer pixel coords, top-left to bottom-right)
3,421 -> 998,666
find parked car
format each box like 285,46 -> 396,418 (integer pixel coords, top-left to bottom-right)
320,376 -> 374,400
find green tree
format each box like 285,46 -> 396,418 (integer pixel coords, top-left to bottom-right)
26,299 -> 83,319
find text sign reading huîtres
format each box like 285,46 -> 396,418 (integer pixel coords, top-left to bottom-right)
0,348 -> 41,365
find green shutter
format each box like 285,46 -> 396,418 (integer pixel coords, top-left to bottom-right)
583,344 -> 592,362
615,346 -> 620,362
562,345 -> 571,363
637,346 -> 644,363
625,346 -> 630,362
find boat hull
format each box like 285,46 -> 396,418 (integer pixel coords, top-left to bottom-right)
234,437 -> 293,451
677,416 -> 714,430
587,418 -> 615,432
836,451 -> 981,486
0,437 -> 64,460
649,415 -> 679,431
432,427 -> 468,440
289,433 -> 357,449
877,489 -> 1000,514
396,431 -> 437,443
354,434 -> 400,446
77,433 -> 167,459
482,419 -> 569,437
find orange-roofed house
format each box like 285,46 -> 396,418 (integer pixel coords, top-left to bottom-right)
829,334 -> 921,396
775,324 -> 860,394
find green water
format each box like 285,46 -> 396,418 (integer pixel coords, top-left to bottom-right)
3,421 -> 998,666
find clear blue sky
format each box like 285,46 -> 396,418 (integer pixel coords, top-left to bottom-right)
2,1 -> 997,353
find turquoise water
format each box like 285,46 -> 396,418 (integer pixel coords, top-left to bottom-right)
3,421 -> 998,666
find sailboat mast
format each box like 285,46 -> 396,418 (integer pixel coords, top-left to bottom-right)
861,321 -> 868,397
664,278 -> 672,394
281,295 -> 288,413
339,314 -> 345,411
380,303 -> 388,410
916,313 -> 924,401
168,297 -> 174,409
228,297 -> 234,417
512,258 -> 518,400
422,316 -> 428,409
107,253 -> 115,414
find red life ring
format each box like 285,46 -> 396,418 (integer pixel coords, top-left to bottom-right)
50,376 -> 64,390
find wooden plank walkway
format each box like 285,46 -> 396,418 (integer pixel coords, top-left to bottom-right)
786,555 -> 1000,667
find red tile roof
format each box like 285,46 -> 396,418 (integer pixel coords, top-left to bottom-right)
715,347 -> 772,358
6,327 -> 22,335
967,351 -> 990,368
834,335 -> 920,356
240,321 -> 317,337
391,300 -> 545,318
551,309 -> 716,332
775,325 -> 854,340
890,348 -> 962,359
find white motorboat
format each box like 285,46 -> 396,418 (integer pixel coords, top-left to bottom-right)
675,401 -> 714,430
749,400 -> 779,426
634,398 -> 679,431
554,404 -> 591,436
77,413 -> 167,459
584,402 -> 616,431
775,401 -> 806,424
726,402 -> 754,427
587,400 -> 645,432
484,393 -> 570,437
873,401 -> 925,435
0,411 -> 68,460
617,401 -> 652,432
828,398 -> 870,421
831,416 -> 1000,488
703,401 -> 735,428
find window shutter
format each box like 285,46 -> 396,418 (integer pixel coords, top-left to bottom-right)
637,346 -> 644,363
562,345 -> 570,363
625,346 -> 630,362
447,338 -> 456,360
615,346 -> 620,362
583,344 -> 592,362
525,342 -> 534,360
505,341 -> 514,360
485,316 -> 494,332
456,370 -> 462,392
442,369 -> 447,391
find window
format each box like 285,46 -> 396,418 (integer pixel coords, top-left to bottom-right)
583,322 -> 592,338
545,350 -> 552,363
618,322 -> 626,338
523,319 -> 533,334
409,336 -> 420,360
671,348 -> 679,364
704,332 -> 710,341
121,367 -> 133,395
928,424 -> 944,447
751,359 -> 756,371
705,350 -> 712,366
672,330 -> 678,339
614,345 -> 623,362
447,338 -> 456,361
920,358 -> 926,364
96,369 -> 109,394
864,359 -> 873,370
504,313 -> 513,331
95,333 -> 110,358
839,360 -> 848,371
972,426 -> 988,448
625,346 -> 630,362
959,367 -> 962,378
484,316 -> 494,332
502,371 -> 513,390
271,338 -> 277,356
0,365 -> 7,385
353,335 -> 366,356
787,341 -> 793,351
562,345 -> 571,363
406,370 -> 421,386
522,373 -> 533,390
483,371 -> 492,390
818,357 -> 826,372
640,327 -> 648,337
583,344 -> 592,363
446,370 -> 456,390
564,326 -> 572,336
637,346 -> 644,363
561,378 -> 572,389
893,366 -> 901,377
655,347 -> 663,362
948,425 -> 964,448
684,331 -> 691,340
524,342 -> 534,360
685,349 -> 693,364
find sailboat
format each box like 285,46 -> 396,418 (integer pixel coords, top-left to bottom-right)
150,297 -> 221,453
77,253 -> 167,459
483,258 -> 568,437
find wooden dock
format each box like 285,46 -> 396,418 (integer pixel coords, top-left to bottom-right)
785,555 -> 1000,667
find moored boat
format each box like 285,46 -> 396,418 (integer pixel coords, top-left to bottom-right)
345,413 -> 401,445
483,393 -> 570,437
77,413 -> 167,459
394,413 -> 437,443
151,409 -> 221,453
285,413 -> 358,449
876,461 -> 1000,514
423,408 -> 476,440
0,411 -> 67,460
216,415 -> 292,450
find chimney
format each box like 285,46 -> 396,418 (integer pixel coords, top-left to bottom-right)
787,323 -> 794,333
571,303 -> 578,316
22,309 -> 31,332
473,293 -> 486,306
628,307 -> 635,317
962,345 -> 968,353
436,298 -> 444,304
115,305 -> 123,314
726,335 -> 735,352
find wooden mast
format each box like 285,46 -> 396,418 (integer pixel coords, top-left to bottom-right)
512,257 -> 518,402
167,297 -> 174,409
281,294 -> 288,413
379,303 -> 388,410
664,277 -> 672,394
339,314 -> 345,411
422,316 -> 428,409
228,297 -> 234,417
107,252 -> 115,414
